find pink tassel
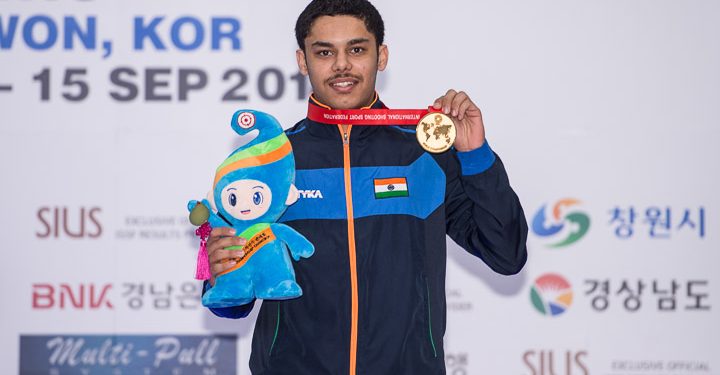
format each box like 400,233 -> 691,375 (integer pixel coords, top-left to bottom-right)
195,222 -> 212,280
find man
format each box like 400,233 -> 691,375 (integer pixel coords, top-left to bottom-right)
204,0 -> 527,374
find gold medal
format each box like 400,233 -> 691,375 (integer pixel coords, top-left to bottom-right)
416,112 -> 456,153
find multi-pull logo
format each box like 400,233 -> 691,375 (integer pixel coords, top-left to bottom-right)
19,335 -> 238,374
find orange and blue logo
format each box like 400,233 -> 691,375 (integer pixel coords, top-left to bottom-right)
531,198 -> 590,247
530,273 -> 573,317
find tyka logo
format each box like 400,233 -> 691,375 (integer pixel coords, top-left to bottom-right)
523,350 -> 589,375
36,206 -> 102,239
298,190 -> 324,199
32,284 -> 113,310
531,274 -> 573,317
532,199 -> 590,247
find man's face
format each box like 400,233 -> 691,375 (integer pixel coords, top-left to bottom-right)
297,15 -> 388,109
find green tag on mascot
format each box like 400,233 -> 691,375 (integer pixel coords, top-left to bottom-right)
188,110 -> 314,309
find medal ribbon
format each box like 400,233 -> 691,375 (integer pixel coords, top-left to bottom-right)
307,103 -> 442,125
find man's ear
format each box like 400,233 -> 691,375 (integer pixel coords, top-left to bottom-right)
296,49 -> 309,76
377,44 -> 389,71
286,184 -> 299,205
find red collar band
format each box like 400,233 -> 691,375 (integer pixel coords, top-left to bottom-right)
307,102 -> 441,126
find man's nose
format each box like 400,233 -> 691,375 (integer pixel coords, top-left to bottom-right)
333,51 -> 352,72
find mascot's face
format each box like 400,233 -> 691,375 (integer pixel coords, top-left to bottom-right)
208,110 -> 299,228
220,179 -> 273,221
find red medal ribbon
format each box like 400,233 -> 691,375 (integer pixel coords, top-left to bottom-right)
307,103 -> 441,126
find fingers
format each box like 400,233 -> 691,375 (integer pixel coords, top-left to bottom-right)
208,234 -> 244,252
432,89 -> 457,113
433,89 -> 478,120
432,89 -> 455,110
449,91 -> 469,118
207,228 -> 245,253
210,226 -> 236,238
432,96 -> 443,110
208,247 -> 246,265
444,90 -> 459,116
211,255 -> 242,279
208,247 -> 246,279
205,226 -> 247,279
455,94 -> 474,121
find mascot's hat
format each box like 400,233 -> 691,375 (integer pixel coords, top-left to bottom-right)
213,110 -> 293,188
211,110 -> 295,226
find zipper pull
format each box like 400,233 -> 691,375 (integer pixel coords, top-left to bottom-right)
343,131 -> 349,144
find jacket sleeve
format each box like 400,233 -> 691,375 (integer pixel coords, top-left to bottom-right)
202,281 -> 256,319
445,141 -> 528,275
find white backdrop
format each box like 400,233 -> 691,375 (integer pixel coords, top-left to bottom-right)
1,0 -> 718,374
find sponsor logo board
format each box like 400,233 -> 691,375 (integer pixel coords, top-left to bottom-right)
20,335 -> 237,375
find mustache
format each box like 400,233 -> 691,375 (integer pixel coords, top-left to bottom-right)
326,74 -> 362,83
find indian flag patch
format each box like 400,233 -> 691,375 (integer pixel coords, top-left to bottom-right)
374,177 -> 409,199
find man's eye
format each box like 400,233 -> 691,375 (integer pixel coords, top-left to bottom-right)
350,47 -> 364,54
318,50 -> 332,57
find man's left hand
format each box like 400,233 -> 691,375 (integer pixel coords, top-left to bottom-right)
433,89 -> 486,152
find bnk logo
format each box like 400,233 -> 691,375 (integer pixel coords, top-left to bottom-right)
532,199 -> 590,247
32,283 -> 113,310
530,273 -> 573,317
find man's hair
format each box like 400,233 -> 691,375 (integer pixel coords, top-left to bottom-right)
295,0 -> 385,51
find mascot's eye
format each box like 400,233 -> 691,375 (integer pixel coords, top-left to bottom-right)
229,193 -> 237,207
252,191 -> 263,205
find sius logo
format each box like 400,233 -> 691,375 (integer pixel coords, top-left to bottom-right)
36,206 -> 102,239
523,350 -> 589,375
32,283 -> 113,310
298,189 -> 324,199
532,198 -> 590,247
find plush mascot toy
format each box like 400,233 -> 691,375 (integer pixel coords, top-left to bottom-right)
188,110 -> 314,308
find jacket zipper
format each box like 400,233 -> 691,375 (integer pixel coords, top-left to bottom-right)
339,124 -> 359,375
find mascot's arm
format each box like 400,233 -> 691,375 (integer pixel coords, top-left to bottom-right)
188,199 -> 232,229
271,223 -> 315,261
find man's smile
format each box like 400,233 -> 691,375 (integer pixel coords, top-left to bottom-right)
328,76 -> 360,92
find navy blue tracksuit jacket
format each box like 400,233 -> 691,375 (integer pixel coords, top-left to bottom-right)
206,97 -> 528,375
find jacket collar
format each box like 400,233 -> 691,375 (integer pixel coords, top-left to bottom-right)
304,93 -> 387,141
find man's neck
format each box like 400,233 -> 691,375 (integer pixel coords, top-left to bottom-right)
309,92 -> 378,111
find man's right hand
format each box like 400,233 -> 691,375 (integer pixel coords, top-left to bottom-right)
206,227 -> 247,286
